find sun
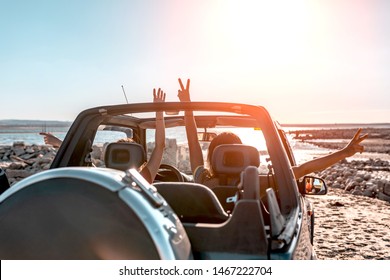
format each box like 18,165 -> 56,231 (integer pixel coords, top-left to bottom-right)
211,0 -> 315,69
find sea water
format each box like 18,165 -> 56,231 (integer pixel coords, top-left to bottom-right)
0,129 -> 69,146
0,126 -> 188,146
1,124 -> 388,164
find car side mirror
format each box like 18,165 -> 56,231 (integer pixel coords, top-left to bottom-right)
301,176 -> 327,195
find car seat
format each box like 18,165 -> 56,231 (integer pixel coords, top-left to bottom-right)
183,157 -> 267,259
209,144 -> 260,212
154,182 -> 229,223
104,142 -> 146,171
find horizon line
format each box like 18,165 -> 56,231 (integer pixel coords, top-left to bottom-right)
1,119 -> 389,126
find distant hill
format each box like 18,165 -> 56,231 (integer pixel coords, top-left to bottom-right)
0,119 -> 72,127
282,123 -> 390,129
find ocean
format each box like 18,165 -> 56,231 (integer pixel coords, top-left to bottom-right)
1,123 -> 389,164
1,123 -> 389,146
0,127 -> 69,146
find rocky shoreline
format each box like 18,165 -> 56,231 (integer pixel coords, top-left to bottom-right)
0,142 -> 57,185
315,158 -> 390,203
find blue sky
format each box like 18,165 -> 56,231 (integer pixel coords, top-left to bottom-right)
1,0 -> 389,124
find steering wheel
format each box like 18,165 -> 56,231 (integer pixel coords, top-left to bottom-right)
157,164 -> 184,182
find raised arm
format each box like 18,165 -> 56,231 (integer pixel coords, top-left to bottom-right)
178,78 -> 204,173
292,128 -> 368,179
143,88 -> 166,181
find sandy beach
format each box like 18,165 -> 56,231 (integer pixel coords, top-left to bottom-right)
309,188 -> 390,259
290,127 -> 390,260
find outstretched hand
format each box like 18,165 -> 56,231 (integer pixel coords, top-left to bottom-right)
153,88 -> 166,103
39,132 -> 62,148
344,128 -> 368,157
178,78 -> 191,102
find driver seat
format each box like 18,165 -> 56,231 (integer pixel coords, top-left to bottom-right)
104,142 -> 146,171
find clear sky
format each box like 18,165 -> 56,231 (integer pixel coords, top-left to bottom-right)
1,0 -> 389,124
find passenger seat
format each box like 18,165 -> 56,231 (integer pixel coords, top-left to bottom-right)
104,142 -> 146,171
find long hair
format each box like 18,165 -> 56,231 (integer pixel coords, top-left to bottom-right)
207,132 -> 242,176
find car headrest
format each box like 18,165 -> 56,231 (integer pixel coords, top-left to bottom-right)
211,144 -> 260,175
104,142 -> 146,171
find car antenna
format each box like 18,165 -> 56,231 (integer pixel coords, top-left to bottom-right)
121,85 -> 129,104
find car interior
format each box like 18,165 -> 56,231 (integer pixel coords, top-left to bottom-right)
87,112 -> 279,246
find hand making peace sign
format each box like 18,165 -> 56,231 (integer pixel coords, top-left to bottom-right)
344,128 -> 368,156
178,78 -> 191,102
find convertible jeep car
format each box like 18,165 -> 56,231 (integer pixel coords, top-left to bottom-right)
0,102 -> 327,260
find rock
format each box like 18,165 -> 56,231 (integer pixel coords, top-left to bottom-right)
336,176 -> 344,183
13,141 -> 25,147
0,144 -> 58,184
345,182 -> 356,192
8,162 -> 27,169
325,175 -> 333,181
377,192 -> 390,203
332,182 -> 342,189
25,147 -> 35,153
42,164 -> 51,170
329,201 -> 344,207
378,179 -> 387,189
13,148 -> 25,156
383,182 -> 390,196
20,152 -> 39,160
38,157 -> 52,164
363,183 -> 376,198
343,170 -> 353,177
363,173 -> 372,181
351,189 -> 363,196
5,169 -> 33,179
354,176 -> 364,183
363,166 -> 372,172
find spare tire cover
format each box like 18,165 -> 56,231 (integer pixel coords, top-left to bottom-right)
0,167 -> 192,260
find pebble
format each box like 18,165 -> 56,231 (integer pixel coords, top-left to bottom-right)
0,144 -> 57,185
315,158 -> 390,203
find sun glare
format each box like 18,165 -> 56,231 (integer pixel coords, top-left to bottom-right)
217,0 -> 311,67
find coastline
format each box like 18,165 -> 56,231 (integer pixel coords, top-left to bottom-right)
289,127 -> 390,155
